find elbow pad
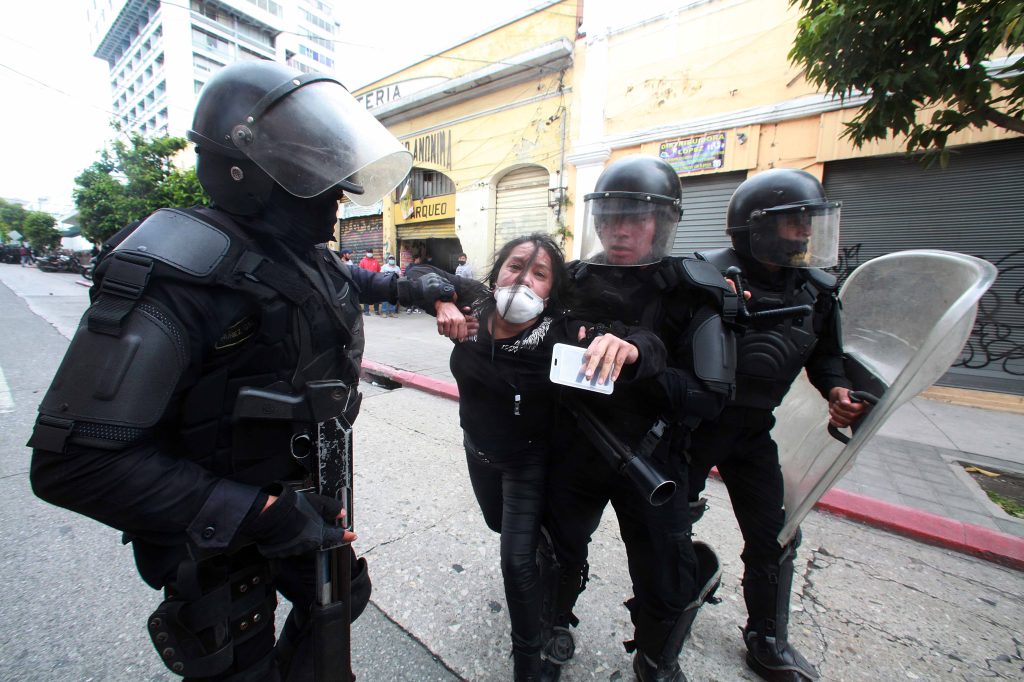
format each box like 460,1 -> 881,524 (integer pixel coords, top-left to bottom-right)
28,301 -> 190,453
691,312 -> 737,396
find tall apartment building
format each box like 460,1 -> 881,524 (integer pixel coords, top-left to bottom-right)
88,0 -> 339,139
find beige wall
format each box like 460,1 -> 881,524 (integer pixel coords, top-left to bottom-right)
574,0 -> 1022,182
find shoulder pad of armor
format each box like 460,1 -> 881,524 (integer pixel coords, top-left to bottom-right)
112,208 -> 233,279
695,248 -> 742,273
803,267 -> 838,292
678,257 -> 732,293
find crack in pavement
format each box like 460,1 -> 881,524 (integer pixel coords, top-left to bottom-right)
799,547 -> 832,665
360,508 -> 464,556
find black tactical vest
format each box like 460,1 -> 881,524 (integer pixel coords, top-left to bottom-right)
698,248 -> 836,410
91,208 -> 364,483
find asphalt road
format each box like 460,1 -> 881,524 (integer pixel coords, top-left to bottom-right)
0,265 -> 1021,681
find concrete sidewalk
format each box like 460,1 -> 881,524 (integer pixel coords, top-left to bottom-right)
358,310 -> 1024,566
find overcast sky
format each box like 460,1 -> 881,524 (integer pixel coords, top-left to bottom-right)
0,0 -> 553,217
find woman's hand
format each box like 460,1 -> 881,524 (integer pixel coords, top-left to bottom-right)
577,328 -> 639,384
435,301 -> 476,342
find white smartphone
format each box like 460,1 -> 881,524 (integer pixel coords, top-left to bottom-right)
549,343 -> 615,394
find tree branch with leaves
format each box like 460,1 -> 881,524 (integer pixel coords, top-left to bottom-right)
789,0 -> 1024,160
74,132 -> 208,244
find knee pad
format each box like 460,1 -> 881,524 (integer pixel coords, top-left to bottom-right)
351,555 -> 371,622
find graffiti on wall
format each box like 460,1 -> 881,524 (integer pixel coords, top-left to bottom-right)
957,248 -> 1024,376
829,244 -> 1023,377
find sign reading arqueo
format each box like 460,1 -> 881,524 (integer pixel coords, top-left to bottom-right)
394,194 -> 456,225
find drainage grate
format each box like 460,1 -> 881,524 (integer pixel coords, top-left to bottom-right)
361,370 -> 402,391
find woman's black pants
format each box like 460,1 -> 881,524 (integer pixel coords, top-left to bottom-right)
465,434 -> 547,655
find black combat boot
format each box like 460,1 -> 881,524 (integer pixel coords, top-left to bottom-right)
513,650 -> 542,682
630,542 -> 721,682
537,528 -> 586,682
742,540 -> 819,681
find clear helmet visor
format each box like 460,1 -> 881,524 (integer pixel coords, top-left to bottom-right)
748,201 -> 840,268
233,80 -> 412,206
579,194 -> 679,266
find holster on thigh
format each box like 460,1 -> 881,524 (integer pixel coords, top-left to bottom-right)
148,557 -> 276,678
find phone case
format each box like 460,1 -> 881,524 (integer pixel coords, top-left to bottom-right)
549,343 -> 615,394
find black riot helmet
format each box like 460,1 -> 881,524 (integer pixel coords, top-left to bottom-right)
725,168 -> 840,268
188,61 -> 411,216
580,155 -> 682,266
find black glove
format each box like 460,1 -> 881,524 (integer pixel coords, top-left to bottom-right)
396,272 -> 455,307
244,488 -> 347,559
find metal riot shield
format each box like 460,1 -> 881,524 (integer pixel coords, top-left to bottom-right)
772,250 -> 997,546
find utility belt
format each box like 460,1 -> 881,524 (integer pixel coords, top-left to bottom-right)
147,545 -> 277,678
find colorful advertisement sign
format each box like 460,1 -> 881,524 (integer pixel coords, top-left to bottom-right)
659,132 -> 727,173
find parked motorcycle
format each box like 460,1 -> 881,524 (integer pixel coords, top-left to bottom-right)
36,253 -> 86,275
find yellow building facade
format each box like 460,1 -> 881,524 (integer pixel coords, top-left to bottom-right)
349,1 -> 580,273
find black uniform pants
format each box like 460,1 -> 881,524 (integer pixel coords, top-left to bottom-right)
543,437 -> 698,656
687,410 -> 787,621
465,434 -> 547,655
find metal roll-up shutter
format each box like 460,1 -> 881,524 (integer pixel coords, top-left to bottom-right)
823,138 -> 1024,394
494,166 -> 551,250
339,217 -> 383,257
396,223 -> 457,240
670,171 -> 746,256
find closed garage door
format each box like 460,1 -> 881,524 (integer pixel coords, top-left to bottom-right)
670,171 -> 746,257
494,166 -> 551,251
824,138 -> 1024,394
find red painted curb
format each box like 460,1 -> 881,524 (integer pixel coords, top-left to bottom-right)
817,487 -> 1024,570
362,359 -> 460,402
362,358 -> 1024,571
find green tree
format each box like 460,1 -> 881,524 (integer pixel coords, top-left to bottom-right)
0,198 -> 27,244
74,133 -> 209,244
789,0 -> 1024,158
21,211 -> 62,251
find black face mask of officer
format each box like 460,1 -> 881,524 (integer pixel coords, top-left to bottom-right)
257,183 -> 341,249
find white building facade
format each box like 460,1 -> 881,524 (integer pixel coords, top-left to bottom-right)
89,0 -> 339,139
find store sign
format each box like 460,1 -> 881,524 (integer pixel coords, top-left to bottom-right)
356,77 -> 447,111
404,129 -> 453,170
394,194 -> 456,225
659,132 -> 726,173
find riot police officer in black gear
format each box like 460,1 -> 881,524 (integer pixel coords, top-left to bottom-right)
689,168 -> 866,682
28,61 -> 449,681
538,156 -> 736,682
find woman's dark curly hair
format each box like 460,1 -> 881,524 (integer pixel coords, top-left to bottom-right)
484,233 -> 572,313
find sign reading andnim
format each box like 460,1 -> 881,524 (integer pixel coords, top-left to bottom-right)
659,132 -> 726,174
404,130 -> 453,171
394,194 -> 456,225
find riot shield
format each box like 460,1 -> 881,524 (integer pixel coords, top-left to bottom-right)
772,250 -> 997,546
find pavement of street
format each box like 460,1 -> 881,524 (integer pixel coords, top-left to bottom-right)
1,264 -> 1022,682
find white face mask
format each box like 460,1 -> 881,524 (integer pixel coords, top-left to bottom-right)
493,284 -> 547,324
